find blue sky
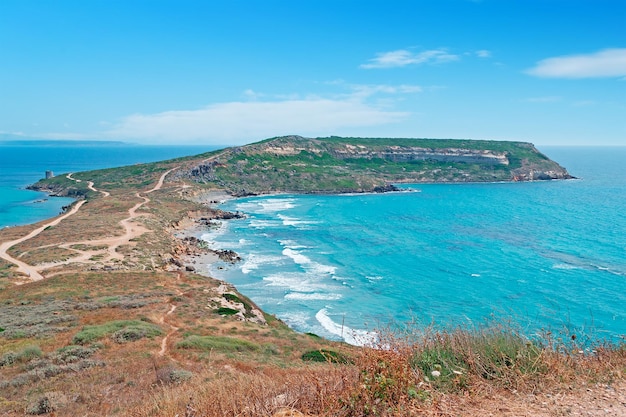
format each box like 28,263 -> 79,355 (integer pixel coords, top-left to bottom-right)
1,0 -> 625,146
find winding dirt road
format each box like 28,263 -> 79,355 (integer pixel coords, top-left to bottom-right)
0,168 -> 178,282
0,201 -> 87,281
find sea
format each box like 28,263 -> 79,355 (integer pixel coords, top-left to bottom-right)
1,144 -> 624,345
200,147 -> 626,345
0,141 -> 215,228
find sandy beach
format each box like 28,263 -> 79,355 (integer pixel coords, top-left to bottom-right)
173,189 -> 239,276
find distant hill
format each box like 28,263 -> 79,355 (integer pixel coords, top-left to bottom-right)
176,136 -> 573,196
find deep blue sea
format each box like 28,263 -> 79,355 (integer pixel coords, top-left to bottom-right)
0,142 -> 215,228
202,147 -> 626,345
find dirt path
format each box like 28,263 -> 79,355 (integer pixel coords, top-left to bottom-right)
158,303 -> 179,357
0,200 -> 86,281
0,167 -> 178,282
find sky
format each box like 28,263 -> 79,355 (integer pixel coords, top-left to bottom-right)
1,0 -> 625,147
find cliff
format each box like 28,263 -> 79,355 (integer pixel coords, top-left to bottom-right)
177,136 -> 573,195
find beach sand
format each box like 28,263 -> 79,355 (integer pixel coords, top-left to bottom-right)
172,189 -> 237,276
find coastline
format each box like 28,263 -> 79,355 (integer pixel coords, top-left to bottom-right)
173,189 -> 238,275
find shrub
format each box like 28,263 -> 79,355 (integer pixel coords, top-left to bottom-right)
52,345 -> 98,364
72,320 -> 162,344
111,325 -> 162,343
301,349 -> 350,364
0,345 -> 42,367
0,351 -> 17,366
155,365 -> 193,385
216,307 -> 239,316
19,345 -> 43,361
26,396 -> 55,415
176,335 -> 259,353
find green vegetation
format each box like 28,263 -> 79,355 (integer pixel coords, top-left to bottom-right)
0,345 -> 42,367
180,136 -> 571,195
301,348 -> 351,364
176,335 -> 260,353
215,307 -> 239,315
72,320 -> 162,344
28,135 -> 571,198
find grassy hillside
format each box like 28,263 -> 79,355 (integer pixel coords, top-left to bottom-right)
176,136 -> 572,195
29,136 -> 572,198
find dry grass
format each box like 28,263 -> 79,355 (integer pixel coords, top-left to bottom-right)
129,365 -> 356,417
120,325 -> 625,417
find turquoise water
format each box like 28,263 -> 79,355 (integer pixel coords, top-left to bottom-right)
0,142 -> 215,228
203,147 -> 626,345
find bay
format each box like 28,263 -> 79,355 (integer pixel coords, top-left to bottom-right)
203,147 -> 626,345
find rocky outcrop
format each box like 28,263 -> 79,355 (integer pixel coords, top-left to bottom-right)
178,136 -> 574,194
329,145 -> 510,165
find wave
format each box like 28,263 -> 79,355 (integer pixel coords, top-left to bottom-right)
236,198 -> 296,214
315,308 -> 378,347
249,219 -> 282,228
553,263 -> 579,270
551,258 -> 625,276
285,292 -> 342,301
277,214 -> 319,228
366,275 -> 383,282
263,272 -> 336,293
241,253 -> 284,274
282,248 -> 337,275
278,239 -> 308,249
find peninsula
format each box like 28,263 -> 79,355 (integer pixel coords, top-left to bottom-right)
1,136 -> 622,417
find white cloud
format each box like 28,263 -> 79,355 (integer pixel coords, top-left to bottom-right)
526,48 -> 626,78
106,98 -> 410,144
476,50 -> 491,58
361,49 -> 459,69
349,83 -> 423,99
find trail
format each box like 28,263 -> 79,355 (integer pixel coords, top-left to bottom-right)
158,273 -> 184,358
158,303 -> 179,357
0,167 -> 178,282
0,201 -> 86,281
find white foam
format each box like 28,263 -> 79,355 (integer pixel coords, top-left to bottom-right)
261,199 -> 296,212
249,219 -> 281,228
240,253 -> 283,274
277,214 -> 319,228
282,248 -> 337,275
199,221 -> 229,244
278,239 -> 308,249
278,311 -> 312,329
553,263 -> 578,270
283,247 -> 310,265
285,292 -> 342,301
263,273 -> 332,293
315,308 -> 378,347
234,198 -> 296,214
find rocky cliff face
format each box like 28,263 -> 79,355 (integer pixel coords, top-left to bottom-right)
178,136 -> 574,194
329,145 -> 509,165
260,137 -> 510,165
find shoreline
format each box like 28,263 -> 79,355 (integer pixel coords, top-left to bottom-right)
173,189 -> 238,276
